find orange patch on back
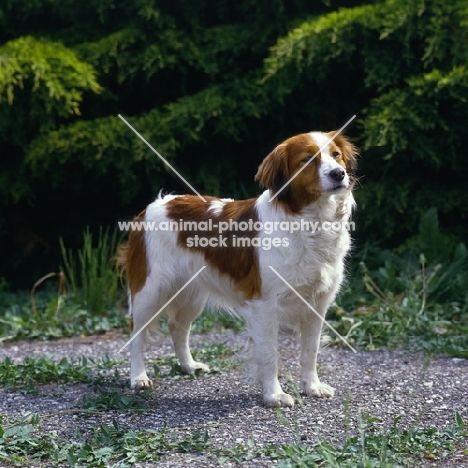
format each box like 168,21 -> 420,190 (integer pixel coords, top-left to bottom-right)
166,196 -> 262,300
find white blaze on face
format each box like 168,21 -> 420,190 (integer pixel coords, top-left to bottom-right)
309,132 -> 349,191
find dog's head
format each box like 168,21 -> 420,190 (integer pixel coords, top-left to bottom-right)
255,131 -> 358,212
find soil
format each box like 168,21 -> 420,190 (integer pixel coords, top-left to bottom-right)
0,330 -> 467,467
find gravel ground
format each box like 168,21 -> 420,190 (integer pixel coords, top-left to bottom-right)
0,330 -> 467,467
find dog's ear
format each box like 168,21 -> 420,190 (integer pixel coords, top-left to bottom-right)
255,144 -> 290,201
330,132 -> 358,174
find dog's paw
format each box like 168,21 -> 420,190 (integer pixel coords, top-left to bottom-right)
302,381 -> 335,398
131,378 -> 153,389
263,392 -> 295,408
181,361 -> 210,374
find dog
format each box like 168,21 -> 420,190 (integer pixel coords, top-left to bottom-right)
117,130 -> 357,407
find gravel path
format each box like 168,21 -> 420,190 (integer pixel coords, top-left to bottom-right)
0,330 -> 467,467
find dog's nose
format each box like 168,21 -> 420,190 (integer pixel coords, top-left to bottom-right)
329,168 -> 345,182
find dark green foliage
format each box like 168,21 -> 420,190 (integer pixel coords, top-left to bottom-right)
0,0 -> 467,287
265,0 -> 468,243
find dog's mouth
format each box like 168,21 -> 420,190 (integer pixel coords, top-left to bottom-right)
329,183 -> 347,192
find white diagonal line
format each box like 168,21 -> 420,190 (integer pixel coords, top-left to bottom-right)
118,114 -> 207,203
269,115 -> 356,203
118,266 -> 206,353
268,266 -> 357,353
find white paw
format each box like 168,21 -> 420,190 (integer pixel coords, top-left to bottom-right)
263,392 -> 295,408
131,377 -> 153,389
302,381 -> 335,398
181,361 -> 210,374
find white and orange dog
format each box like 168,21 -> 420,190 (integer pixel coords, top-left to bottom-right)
118,131 -> 357,407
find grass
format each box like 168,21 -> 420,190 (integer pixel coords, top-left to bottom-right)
78,391 -> 149,412
329,251 -> 468,354
0,410 -> 465,467
216,412 -> 467,467
0,341 -> 237,388
59,227 -> 122,316
0,227 -> 128,342
191,311 -> 245,334
328,209 -> 468,355
0,291 -> 128,342
0,414 -> 210,467
149,342 -> 239,380
0,343 -> 238,394
0,349 -> 466,466
0,354 -> 117,393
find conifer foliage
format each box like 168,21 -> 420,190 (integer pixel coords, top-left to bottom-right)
0,0 -> 466,285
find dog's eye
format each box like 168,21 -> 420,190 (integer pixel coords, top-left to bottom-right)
332,151 -> 340,159
302,156 -> 314,163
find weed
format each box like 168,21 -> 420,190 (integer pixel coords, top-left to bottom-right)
0,291 -> 128,341
78,391 -> 149,412
0,355 -> 116,393
192,311 -> 245,334
149,342 -> 239,380
216,411 -> 467,467
330,209 -> 468,353
285,375 -> 304,408
0,413 -> 57,466
0,414 -> 210,467
0,409 -> 465,467
331,254 -> 468,352
60,226 -> 123,316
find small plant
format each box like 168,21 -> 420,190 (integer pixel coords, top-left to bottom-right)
0,409 -> 466,467
60,227 -> 122,315
148,342 -> 239,380
0,413 -> 57,467
329,208 -> 468,353
0,355 -> 116,393
192,311 -> 245,334
0,292 -> 128,341
0,414 -> 210,466
78,391 -> 149,412
216,412 -> 467,467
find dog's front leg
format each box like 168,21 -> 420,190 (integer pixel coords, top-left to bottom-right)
299,297 -> 335,398
248,313 -> 294,408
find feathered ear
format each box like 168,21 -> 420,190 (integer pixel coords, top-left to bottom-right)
255,144 -> 290,201
331,133 -> 358,173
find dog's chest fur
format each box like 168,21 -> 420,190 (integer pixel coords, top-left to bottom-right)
263,190 -> 354,313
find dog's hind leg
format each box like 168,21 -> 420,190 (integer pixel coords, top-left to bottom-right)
130,288 -> 161,389
168,296 -> 210,374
